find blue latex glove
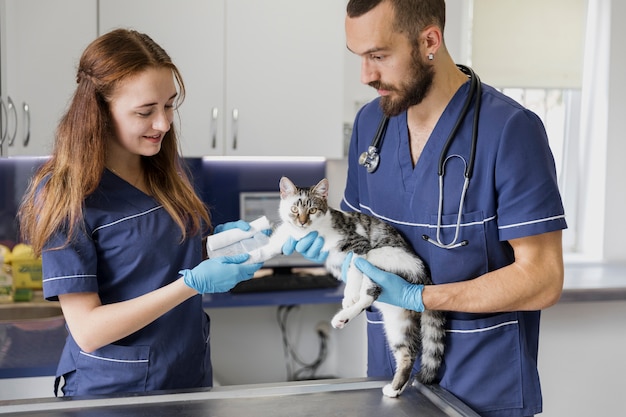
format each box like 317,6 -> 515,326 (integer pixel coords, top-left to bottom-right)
214,220 -> 251,234
340,252 -> 354,283
180,253 -> 262,294
353,257 -> 425,312
281,231 -> 328,263
214,220 -> 271,236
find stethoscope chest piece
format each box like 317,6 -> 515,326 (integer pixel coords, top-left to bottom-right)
358,145 -> 381,173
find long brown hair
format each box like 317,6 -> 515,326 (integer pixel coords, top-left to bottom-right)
19,29 -> 210,255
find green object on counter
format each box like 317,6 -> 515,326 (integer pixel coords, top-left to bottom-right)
13,288 -> 33,302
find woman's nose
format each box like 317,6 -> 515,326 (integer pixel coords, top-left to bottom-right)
153,109 -> 173,132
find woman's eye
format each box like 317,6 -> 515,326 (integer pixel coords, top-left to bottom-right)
137,111 -> 152,117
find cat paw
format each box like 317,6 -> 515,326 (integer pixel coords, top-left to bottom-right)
331,314 -> 348,329
382,384 -> 401,398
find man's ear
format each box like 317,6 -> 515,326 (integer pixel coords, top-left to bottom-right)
421,25 -> 443,57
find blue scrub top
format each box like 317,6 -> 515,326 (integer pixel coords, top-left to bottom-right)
42,170 -> 211,396
341,81 -> 567,417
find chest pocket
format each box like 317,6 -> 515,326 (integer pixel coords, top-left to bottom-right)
423,209 -> 490,285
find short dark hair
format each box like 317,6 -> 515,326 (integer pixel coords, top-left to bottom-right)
346,0 -> 446,42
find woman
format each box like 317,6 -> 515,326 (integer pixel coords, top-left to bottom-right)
18,29 -> 261,397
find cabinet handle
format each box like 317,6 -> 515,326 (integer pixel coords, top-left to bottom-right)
7,96 -> 17,146
0,98 -> 7,147
210,107 -> 218,149
23,102 -> 31,147
231,108 -> 239,150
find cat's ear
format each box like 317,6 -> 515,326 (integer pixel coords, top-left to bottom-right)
279,176 -> 296,198
313,178 -> 329,199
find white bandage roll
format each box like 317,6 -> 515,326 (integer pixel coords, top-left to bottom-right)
206,216 -> 271,251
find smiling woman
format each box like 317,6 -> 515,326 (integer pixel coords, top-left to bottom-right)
16,29 -> 262,398
105,67 -> 179,193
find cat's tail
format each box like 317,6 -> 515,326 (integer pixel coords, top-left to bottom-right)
418,309 -> 446,384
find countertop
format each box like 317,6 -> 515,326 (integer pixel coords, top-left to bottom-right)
0,378 -> 480,417
558,262 -> 626,302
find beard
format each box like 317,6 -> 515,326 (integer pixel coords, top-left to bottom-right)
370,47 -> 435,117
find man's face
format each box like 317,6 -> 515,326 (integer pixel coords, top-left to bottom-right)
346,2 -> 434,116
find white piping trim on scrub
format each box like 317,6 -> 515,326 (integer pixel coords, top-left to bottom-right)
91,205 -> 163,235
498,214 -> 566,230
343,196 -> 564,231
79,351 -> 149,364
42,274 -> 96,284
344,197 -> 497,229
446,320 -> 519,334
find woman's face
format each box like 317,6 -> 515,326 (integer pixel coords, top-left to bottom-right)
107,67 -> 178,160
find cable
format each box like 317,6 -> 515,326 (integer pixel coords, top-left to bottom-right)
276,305 -> 329,381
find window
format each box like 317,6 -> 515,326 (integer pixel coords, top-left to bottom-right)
467,0 -> 588,255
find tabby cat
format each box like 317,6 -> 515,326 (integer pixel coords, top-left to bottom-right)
247,176 -> 446,397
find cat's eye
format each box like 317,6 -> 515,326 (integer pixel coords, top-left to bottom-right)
309,208 -> 318,214
290,206 -> 298,214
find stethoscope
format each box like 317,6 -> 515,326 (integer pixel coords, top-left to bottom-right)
359,64 -> 481,249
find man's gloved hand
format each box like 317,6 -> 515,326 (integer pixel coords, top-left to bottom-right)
353,257 -> 425,312
281,231 -> 328,263
180,253 -> 262,294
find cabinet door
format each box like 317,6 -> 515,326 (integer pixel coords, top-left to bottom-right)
0,0 -> 97,156
98,0 -> 225,157
223,0 -> 345,157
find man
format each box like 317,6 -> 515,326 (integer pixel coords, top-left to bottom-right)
341,1 -> 566,416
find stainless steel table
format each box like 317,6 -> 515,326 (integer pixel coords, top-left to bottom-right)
0,378 -> 479,416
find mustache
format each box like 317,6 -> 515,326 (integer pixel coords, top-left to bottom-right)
368,81 -> 394,91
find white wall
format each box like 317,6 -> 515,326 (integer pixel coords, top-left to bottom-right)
602,0 -> 626,261
539,300 -> 626,417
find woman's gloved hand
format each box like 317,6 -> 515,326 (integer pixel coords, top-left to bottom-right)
281,231 -> 328,263
180,253 -> 262,294
353,257 -> 425,312
214,219 -> 271,237
214,220 -> 251,234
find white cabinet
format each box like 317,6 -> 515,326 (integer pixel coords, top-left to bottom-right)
99,0 -> 345,158
0,0 -> 97,156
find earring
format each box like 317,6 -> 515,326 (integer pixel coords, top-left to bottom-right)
428,52 -> 434,61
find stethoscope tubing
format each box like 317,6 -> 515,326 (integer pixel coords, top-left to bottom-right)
358,64 -> 481,249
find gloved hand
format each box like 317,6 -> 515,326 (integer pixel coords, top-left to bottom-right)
180,253 -> 262,294
281,231 -> 328,263
214,219 -> 271,236
353,257 -> 425,312
340,252 -> 354,283
214,220 -> 251,234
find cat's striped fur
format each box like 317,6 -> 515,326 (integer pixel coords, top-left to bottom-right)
247,176 -> 446,397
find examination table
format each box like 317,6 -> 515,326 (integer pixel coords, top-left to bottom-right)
0,378 -> 480,416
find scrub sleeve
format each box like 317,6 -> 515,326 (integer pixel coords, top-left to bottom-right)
342,83 -> 567,417
42,171 -> 212,396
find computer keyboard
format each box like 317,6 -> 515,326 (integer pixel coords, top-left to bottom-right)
231,272 -> 340,293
